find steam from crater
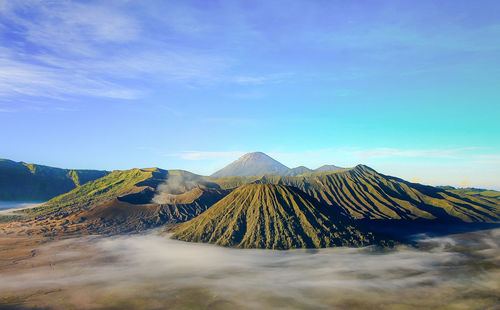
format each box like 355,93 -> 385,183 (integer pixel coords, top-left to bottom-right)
152,174 -> 201,204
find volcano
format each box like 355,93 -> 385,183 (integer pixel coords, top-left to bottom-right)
171,184 -> 393,249
211,152 -> 290,177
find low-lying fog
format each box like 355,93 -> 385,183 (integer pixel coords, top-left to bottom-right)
1,229 -> 499,310
0,202 -> 43,210
0,201 -> 43,216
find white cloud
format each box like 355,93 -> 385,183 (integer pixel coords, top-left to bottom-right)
353,147 -> 482,159
0,57 -> 144,100
268,151 -> 326,159
177,151 -> 246,161
1,231 -> 499,309
0,1 -> 299,107
0,1 -> 230,103
473,155 -> 500,165
234,76 -> 269,84
234,73 -> 293,85
170,149 -> 329,161
1,1 -> 141,53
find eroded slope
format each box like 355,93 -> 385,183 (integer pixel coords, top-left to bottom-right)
172,184 -> 393,249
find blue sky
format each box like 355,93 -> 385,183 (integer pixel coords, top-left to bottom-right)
0,1 -> 499,189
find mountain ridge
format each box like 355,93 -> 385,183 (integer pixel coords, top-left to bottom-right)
171,184 -> 394,249
210,152 -> 343,177
211,152 -> 290,177
10,168 -> 228,235
1,157 -> 498,241
0,158 -> 109,201
251,164 -> 500,223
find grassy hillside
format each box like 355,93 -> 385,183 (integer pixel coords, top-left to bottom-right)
4,162 -> 497,237
283,166 -> 313,176
437,186 -> 500,200
10,168 -> 228,235
61,186 -> 228,235
209,165 -> 500,223
204,175 -> 261,189
0,159 -> 108,201
171,184 -> 393,249
314,164 -> 343,172
20,168 -> 167,217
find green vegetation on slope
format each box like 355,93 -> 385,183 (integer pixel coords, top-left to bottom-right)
66,186 -> 228,235
13,168 -> 229,235
265,165 -> 500,222
6,159 -> 498,237
209,165 -> 500,223
314,164 -> 343,172
21,168 -> 165,217
283,166 -> 313,176
437,186 -> 500,200
203,175 -> 261,190
172,184 -> 393,249
0,159 -> 108,201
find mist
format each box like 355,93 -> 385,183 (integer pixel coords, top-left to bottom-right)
0,202 -> 42,210
1,229 -> 499,309
152,175 -> 201,204
0,202 -> 43,216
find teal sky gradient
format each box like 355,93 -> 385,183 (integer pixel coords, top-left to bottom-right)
0,1 -> 499,189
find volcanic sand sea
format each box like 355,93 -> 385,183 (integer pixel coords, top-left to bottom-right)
0,227 -> 498,310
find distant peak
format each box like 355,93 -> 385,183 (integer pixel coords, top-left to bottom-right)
314,164 -> 343,172
238,152 -> 269,159
211,152 -> 289,177
353,164 -> 376,173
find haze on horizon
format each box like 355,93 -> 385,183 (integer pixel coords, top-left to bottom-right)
0,1 -> 499,189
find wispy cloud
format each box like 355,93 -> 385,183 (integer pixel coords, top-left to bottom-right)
0,1 -> 141,58
0,56 -> 144,100
269,150 -> 328,159
160,147 -> 498,167
1,1 -> 313,108
168,149 -> 332,161
0,2 -> 144,100
233,73 -> 294,85
0,1 -> 231,103
473,155 -> 500,165
353,147 -> 482,159
171,151 -> 246,161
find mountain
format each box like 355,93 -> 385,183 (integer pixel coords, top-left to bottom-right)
250,165 -> 500,224
65,185 -> 227,235
4,159 -> 498,238
211,152 -> 290,177
283,166 -> 313,176
437,186 -> 500,200
10,168 -> 228,235
22,168 -> 166,217
210,152 -> 344,177
171,184 -> 394,249
314,164 -> 343,172
0,159 -> 108,201
210,165 -> 500,224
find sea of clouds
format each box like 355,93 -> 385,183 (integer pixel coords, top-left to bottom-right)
1,229 -> 499,309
